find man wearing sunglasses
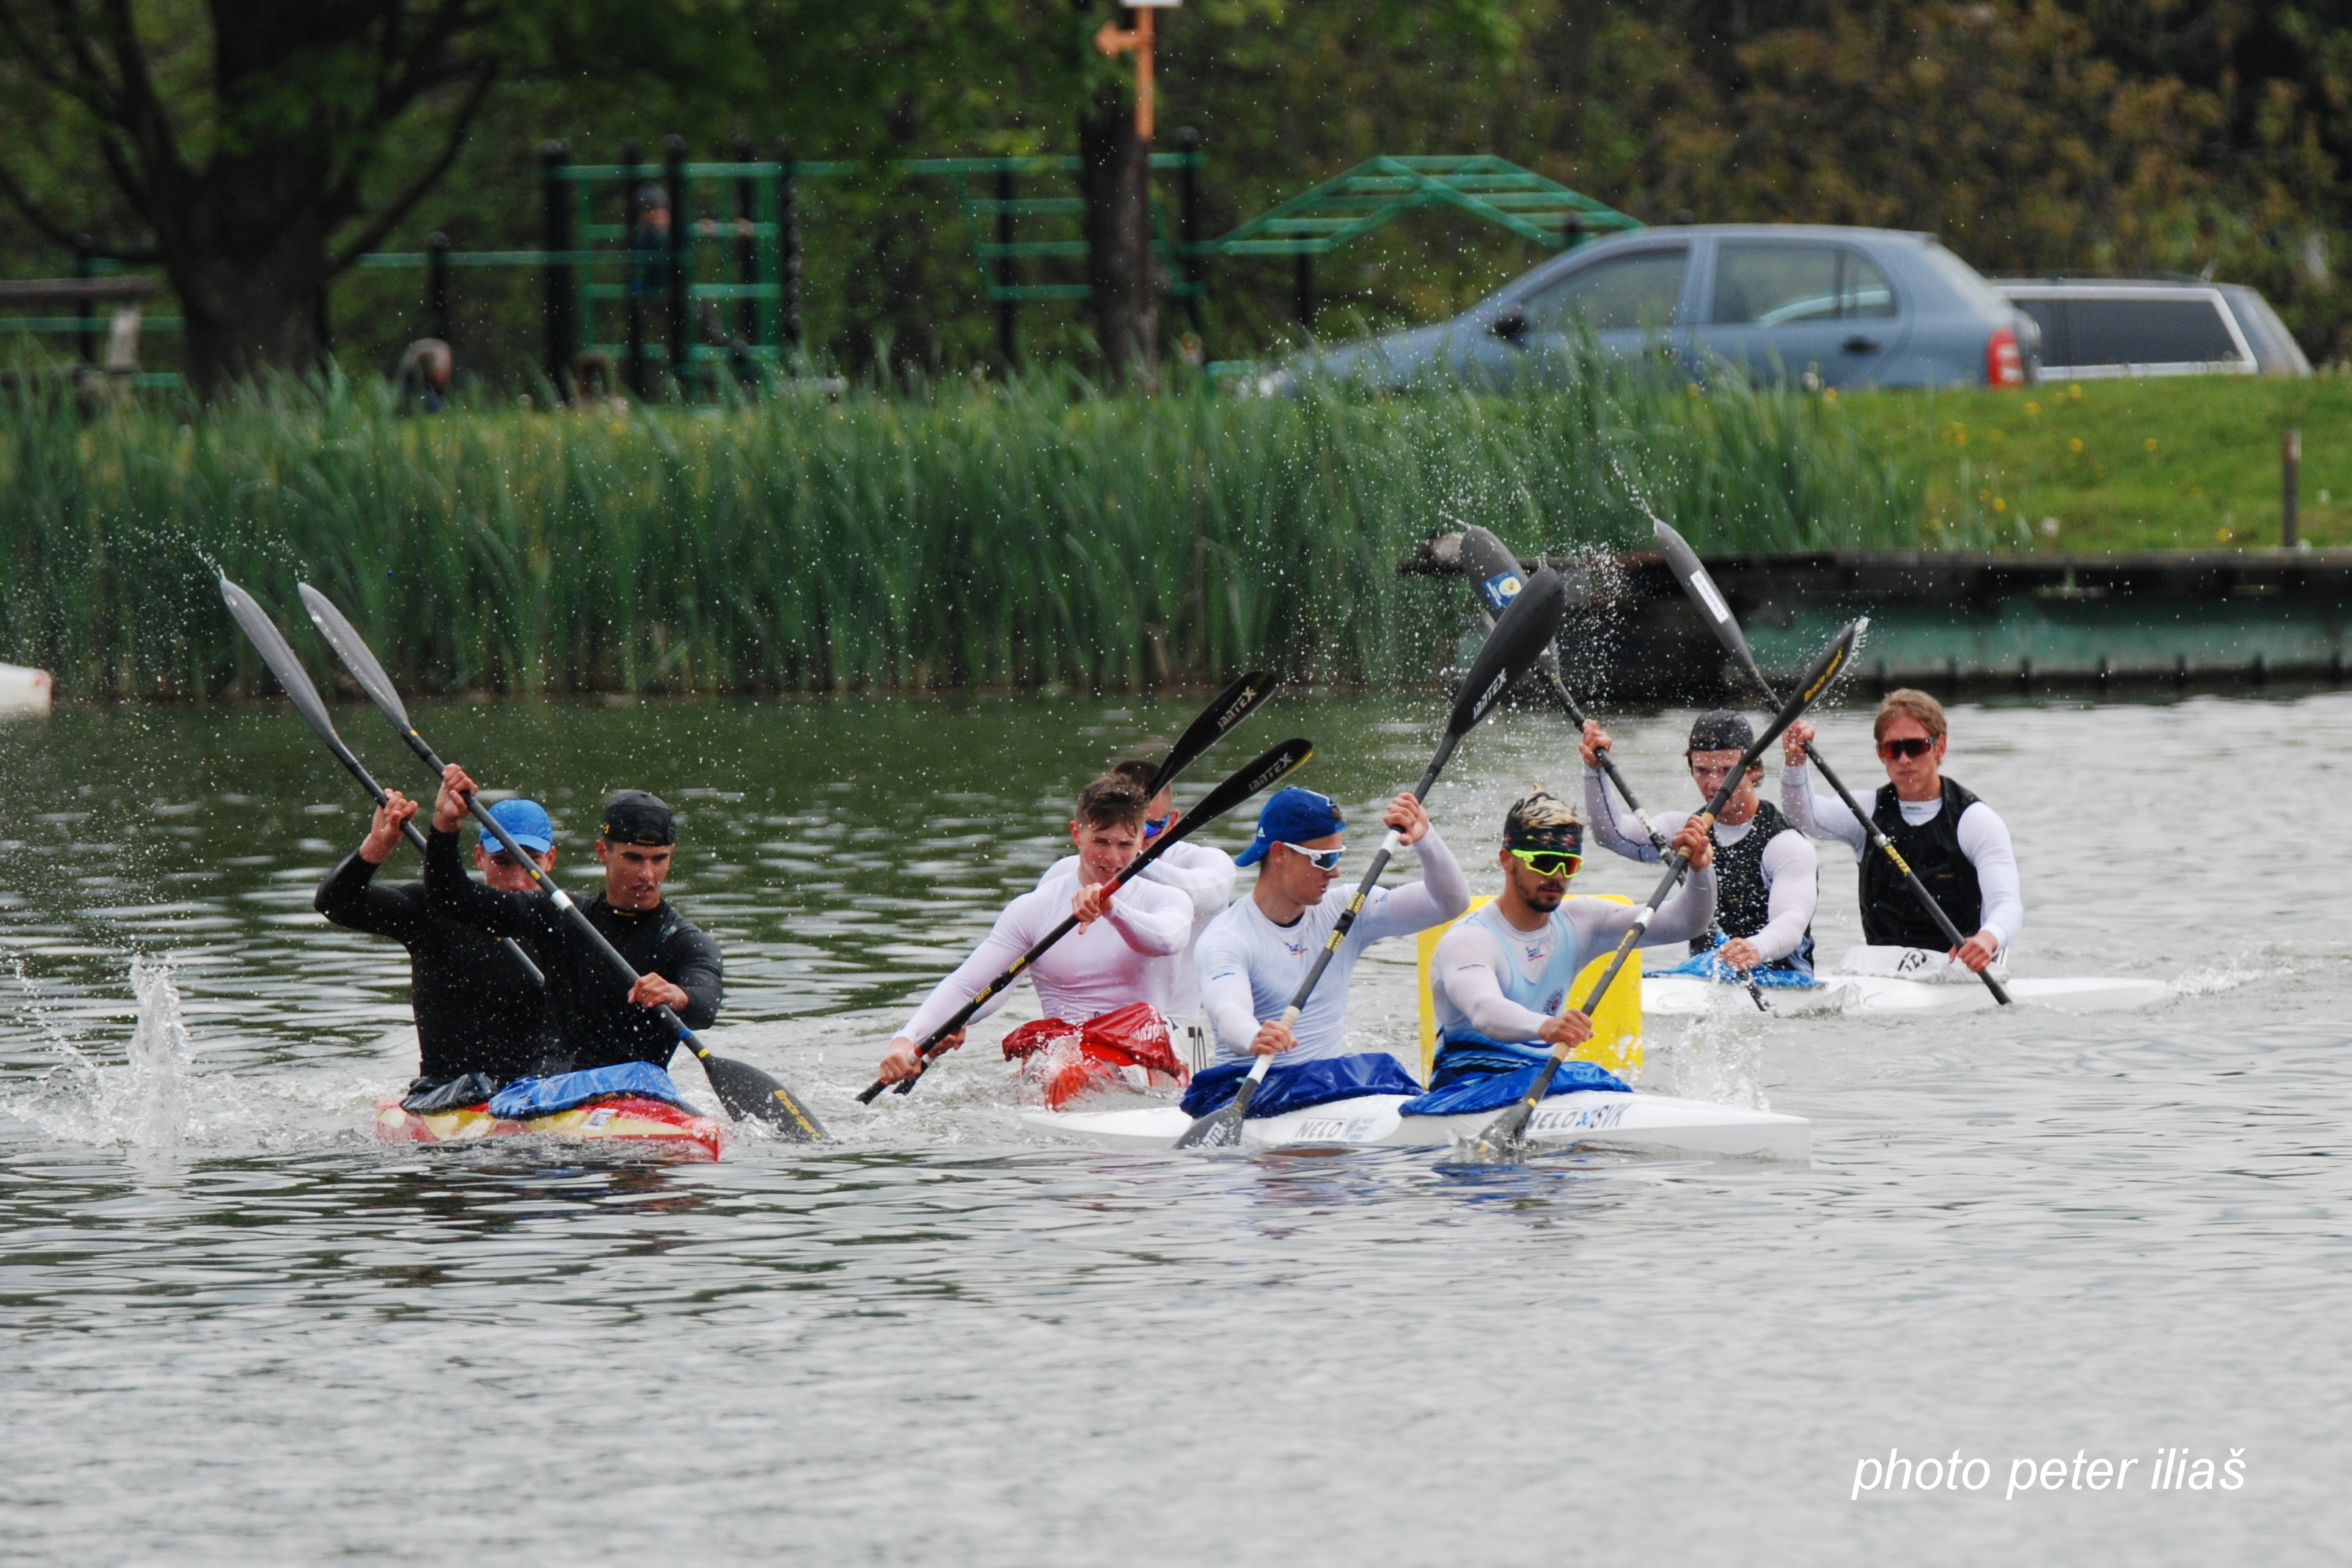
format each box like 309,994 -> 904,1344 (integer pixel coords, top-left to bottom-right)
1195,784 -> 1468,1067
1034,758 -> 1234,1019
875,774 -> 1193,1085
1430,788 -> 1716,1061
1578,710 -> 1819,979
1780,688 -> 2021,978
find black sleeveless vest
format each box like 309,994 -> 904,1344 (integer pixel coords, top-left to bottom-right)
1860,777 -> 1984,948
1691,799 -> 1813,970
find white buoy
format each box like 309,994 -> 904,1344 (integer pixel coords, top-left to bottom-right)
0,663 -> 53,716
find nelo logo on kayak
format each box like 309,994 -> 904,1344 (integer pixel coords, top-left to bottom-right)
1529,1100 -> 1627,1135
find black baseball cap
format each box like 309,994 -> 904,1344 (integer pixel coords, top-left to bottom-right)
1687,710 -> 1756,755
600,790 -> 675,846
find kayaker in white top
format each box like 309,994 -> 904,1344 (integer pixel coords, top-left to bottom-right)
1780,688 -> 2021,980
1036,758 -> 1234,1018
1196,785 -> 1469,1065
873,774 -> 1193,1085
1432,787 -> 1718,1045
1579,710 -> 1817,975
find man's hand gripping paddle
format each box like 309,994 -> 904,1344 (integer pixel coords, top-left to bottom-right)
1652,521 -> 2011,1005
1456,528 -> 1765,1014
294,583 -> 828,1140
856,734 -> 1317,1104
1173,565 -> 1572,1151
219,578 -> 545,989
1462,618 -> 1864,1162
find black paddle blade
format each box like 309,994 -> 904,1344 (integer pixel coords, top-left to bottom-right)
220,579 -> 340,741
1462,1099 -> 1534,1162
297,583 -> 415,733
1146,671 -> 1277,797
1653,521 -> 1762,682
1448,564 -> 1567,739
696,1049 -> 827,1141
1168,736 -> 1316,838
1173,1074 -> 1259,1148
1457,526 -> 1569,681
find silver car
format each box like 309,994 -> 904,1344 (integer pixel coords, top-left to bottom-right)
1993,277 -> 2309,378
1278,223 -> 2041,392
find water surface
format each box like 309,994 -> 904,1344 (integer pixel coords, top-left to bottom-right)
0,692 -> 2340,1563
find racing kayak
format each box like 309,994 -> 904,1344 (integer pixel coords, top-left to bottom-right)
373,1095 -> 726,1161
1022,1089 -> 1809,1162
1644,972 -> 2170,1017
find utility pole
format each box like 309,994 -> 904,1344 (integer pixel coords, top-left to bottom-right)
1087,0 -> 1179,385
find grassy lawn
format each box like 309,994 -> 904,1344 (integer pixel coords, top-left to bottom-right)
1836,375 -> 2352,553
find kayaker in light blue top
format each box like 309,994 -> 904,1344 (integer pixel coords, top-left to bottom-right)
1430,788 -> 1715,1054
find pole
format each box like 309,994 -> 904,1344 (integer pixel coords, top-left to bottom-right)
733,136 -> 759,348
623,141 -> 648,400
2284,427 -> 2302,548
664,134 -> 690,398
996,165 -> 1018,370
541,141 -> 576,400
1135,7 -> 1156,140
426,232 -> 451,347
73,235 -> 95,367
1176,128 -> 1206,345
1295,250 -> 1315,334
776,136 -> 802,356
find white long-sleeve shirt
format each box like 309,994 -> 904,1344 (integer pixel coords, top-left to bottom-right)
1781,763 -> 2022,951
898,875 -> 1193,1042
1198,827 -> 1470,1063
1432,871 -> 1718,1041
1038,840 -> 1234,1016
1583,766 -> 1817,963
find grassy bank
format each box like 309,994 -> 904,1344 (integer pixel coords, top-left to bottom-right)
1840,375 -> 2352,552
0,370 -> 1916,700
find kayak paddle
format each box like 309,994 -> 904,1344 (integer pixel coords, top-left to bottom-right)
294,582 -> 828,1140
1144,670 -> 1277,799
859,734 -> 1318,1104
1174,565 -> 1571,1150
219,577 -> 545,988
1455,528 -> 1766,1014
1652,521 -> 2012,1005
1462,618 -> 1863,1161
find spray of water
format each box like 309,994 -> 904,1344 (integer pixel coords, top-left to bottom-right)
2,955 -> 199,1146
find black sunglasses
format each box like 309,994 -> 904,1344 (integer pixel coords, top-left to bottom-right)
1877,736 -> 1935,760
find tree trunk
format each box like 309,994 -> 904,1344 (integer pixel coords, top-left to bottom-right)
166,193 -> 337,395
1078,88 -> 1157,386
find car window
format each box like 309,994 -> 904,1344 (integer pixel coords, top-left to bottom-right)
2064,298 -> 2241,366
2010,298 -> 2067,364
1524,249 -> 1688,332
1712,243 -> 1897,326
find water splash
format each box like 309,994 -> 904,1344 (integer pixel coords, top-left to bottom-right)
1648,1005 -> 1770,1110
2,955 -> 199,1146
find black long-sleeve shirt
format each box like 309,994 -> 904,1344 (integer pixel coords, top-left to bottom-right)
422,828 -> 722,1073
314,850 -> 551,1084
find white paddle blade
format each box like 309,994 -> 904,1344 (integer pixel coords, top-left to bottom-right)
297,583 -> 412,730
219,578 -> 337,739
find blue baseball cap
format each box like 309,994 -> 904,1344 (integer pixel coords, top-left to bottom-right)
1235,786 -> 1345,867
478,797 -> 554,857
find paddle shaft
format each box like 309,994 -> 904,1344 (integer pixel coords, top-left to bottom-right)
1223,744 -> 1451,1117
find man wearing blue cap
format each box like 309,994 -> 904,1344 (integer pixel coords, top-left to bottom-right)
315,788 -> 555,1104
1195,785 -> 1469,1066
427,766 -> 724,1075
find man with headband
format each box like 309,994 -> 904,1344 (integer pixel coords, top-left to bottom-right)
425,768 -> 723,1073
1429,788 -> 1715,1074
1033,758 -> 1234,1019
1780,689 -> 2021,981
1578,710 -> 1820,981
315,789 -> 557,1105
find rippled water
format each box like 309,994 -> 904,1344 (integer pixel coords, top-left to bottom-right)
0,691 -> 2342,1563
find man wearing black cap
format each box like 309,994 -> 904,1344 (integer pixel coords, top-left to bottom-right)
424,764 -> 722,1073
1579,711 -> 1819,978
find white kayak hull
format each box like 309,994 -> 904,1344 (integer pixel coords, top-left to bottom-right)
1021,1090 -> 1809,1162
1643,973 -> 2169,1017
0,663 -> 51,716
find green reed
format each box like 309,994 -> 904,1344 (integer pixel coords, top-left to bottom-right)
0,365 -> 1920,700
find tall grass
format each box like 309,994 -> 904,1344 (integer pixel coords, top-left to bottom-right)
0,366 -> 1921,700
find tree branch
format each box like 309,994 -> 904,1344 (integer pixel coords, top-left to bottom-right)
0,151 -> 150,257
94,0 -> 188,188
329,63 -> 497,272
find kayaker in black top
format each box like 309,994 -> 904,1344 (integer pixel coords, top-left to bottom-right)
424,766 -> 722,1073
1781,689 -> 2023,978
314,791 -> 554,1098
1578,710 -> 1819,975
